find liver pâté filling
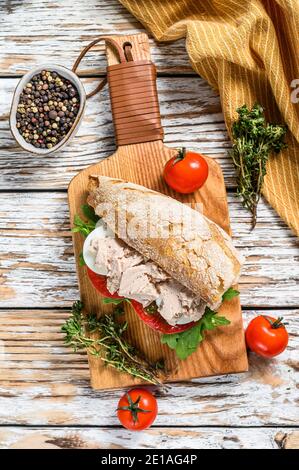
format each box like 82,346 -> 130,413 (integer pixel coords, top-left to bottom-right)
88,234 -> 207,326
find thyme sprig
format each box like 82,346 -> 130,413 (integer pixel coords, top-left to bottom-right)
62,301 -> 165,385
230,104 -> 287,228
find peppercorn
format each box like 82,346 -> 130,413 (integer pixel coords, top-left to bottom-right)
49,110 -> 57,120
15,70 -> 80,150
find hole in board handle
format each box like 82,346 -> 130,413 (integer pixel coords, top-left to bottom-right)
123,42 -> 133,62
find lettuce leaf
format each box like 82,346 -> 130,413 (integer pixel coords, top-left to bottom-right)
222,287 -> 240,301
72,205 -> 99,237
161,308 -> 230,360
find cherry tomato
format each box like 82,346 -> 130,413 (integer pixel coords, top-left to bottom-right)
163,147 -> 209,194
86,267 -> 123,299
117,388 -> 158,431
86,267 -> 196,334
245,315 -> 289,358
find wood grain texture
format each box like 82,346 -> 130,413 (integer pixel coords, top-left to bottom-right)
68,33 -> 247,389
1,0 -> 298,448
1,427 -> 298,449
0,76 -> 231,190
1,192 -> 298,308
0,0 -> 192,76
0,308 -> 297,427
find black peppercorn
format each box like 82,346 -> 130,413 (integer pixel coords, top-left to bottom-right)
49,110 -> 57,120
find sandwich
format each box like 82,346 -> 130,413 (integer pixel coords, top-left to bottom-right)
81,175 -> 243,342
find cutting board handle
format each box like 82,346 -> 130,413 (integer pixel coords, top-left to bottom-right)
73,34 -> 164,146
105,34 -> 164,147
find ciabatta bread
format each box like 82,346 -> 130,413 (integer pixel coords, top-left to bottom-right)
87,175 -> 244,308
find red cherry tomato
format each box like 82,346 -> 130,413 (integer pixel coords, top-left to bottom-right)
163,148 -> 209,194
245,315 -> 289,358
86,267 -> 196,334
117,388 -> 158,431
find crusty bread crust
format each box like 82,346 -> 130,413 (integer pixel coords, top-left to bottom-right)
87,175 -> 244,308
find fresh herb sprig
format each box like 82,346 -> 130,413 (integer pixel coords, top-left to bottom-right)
62,301 -> 165,385
230,104 -> 287,228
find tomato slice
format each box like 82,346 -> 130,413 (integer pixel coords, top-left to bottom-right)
86,267 -> 196,334
130,300 -> 196,334
86,267 -> 123,299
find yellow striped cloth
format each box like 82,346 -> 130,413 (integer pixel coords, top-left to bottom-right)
119,0 -> 299,235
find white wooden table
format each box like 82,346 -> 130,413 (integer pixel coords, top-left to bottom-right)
0,0 -> 298,450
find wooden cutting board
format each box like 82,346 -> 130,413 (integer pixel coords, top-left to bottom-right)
68,33 -> 248,390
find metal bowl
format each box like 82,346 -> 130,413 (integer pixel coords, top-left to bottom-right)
10,64 -> 86,155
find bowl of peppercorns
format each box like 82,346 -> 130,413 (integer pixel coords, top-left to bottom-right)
10,65 -> 86,154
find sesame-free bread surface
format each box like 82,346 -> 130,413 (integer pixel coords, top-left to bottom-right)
88,175 -> 244,308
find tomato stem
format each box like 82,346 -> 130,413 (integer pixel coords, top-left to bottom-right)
177,147 -> 186,159
263,315 -> 287,329
172,147 -> 186,165
117,393 -> 152,423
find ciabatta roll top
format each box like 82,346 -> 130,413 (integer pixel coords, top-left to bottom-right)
87,175 -> 244,309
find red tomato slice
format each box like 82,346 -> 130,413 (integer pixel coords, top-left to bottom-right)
86,267 -> 123,299
86,267 -> 196,334
130,300 -> 196,334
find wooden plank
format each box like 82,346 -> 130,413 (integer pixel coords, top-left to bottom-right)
0,308 -> 297,426
0,76 -> 233,190
0,192 -> 298,308
0,426 -> 298,449
0,0 -> 192,76
0,0 -> 296,444
67,33 -> 247,388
